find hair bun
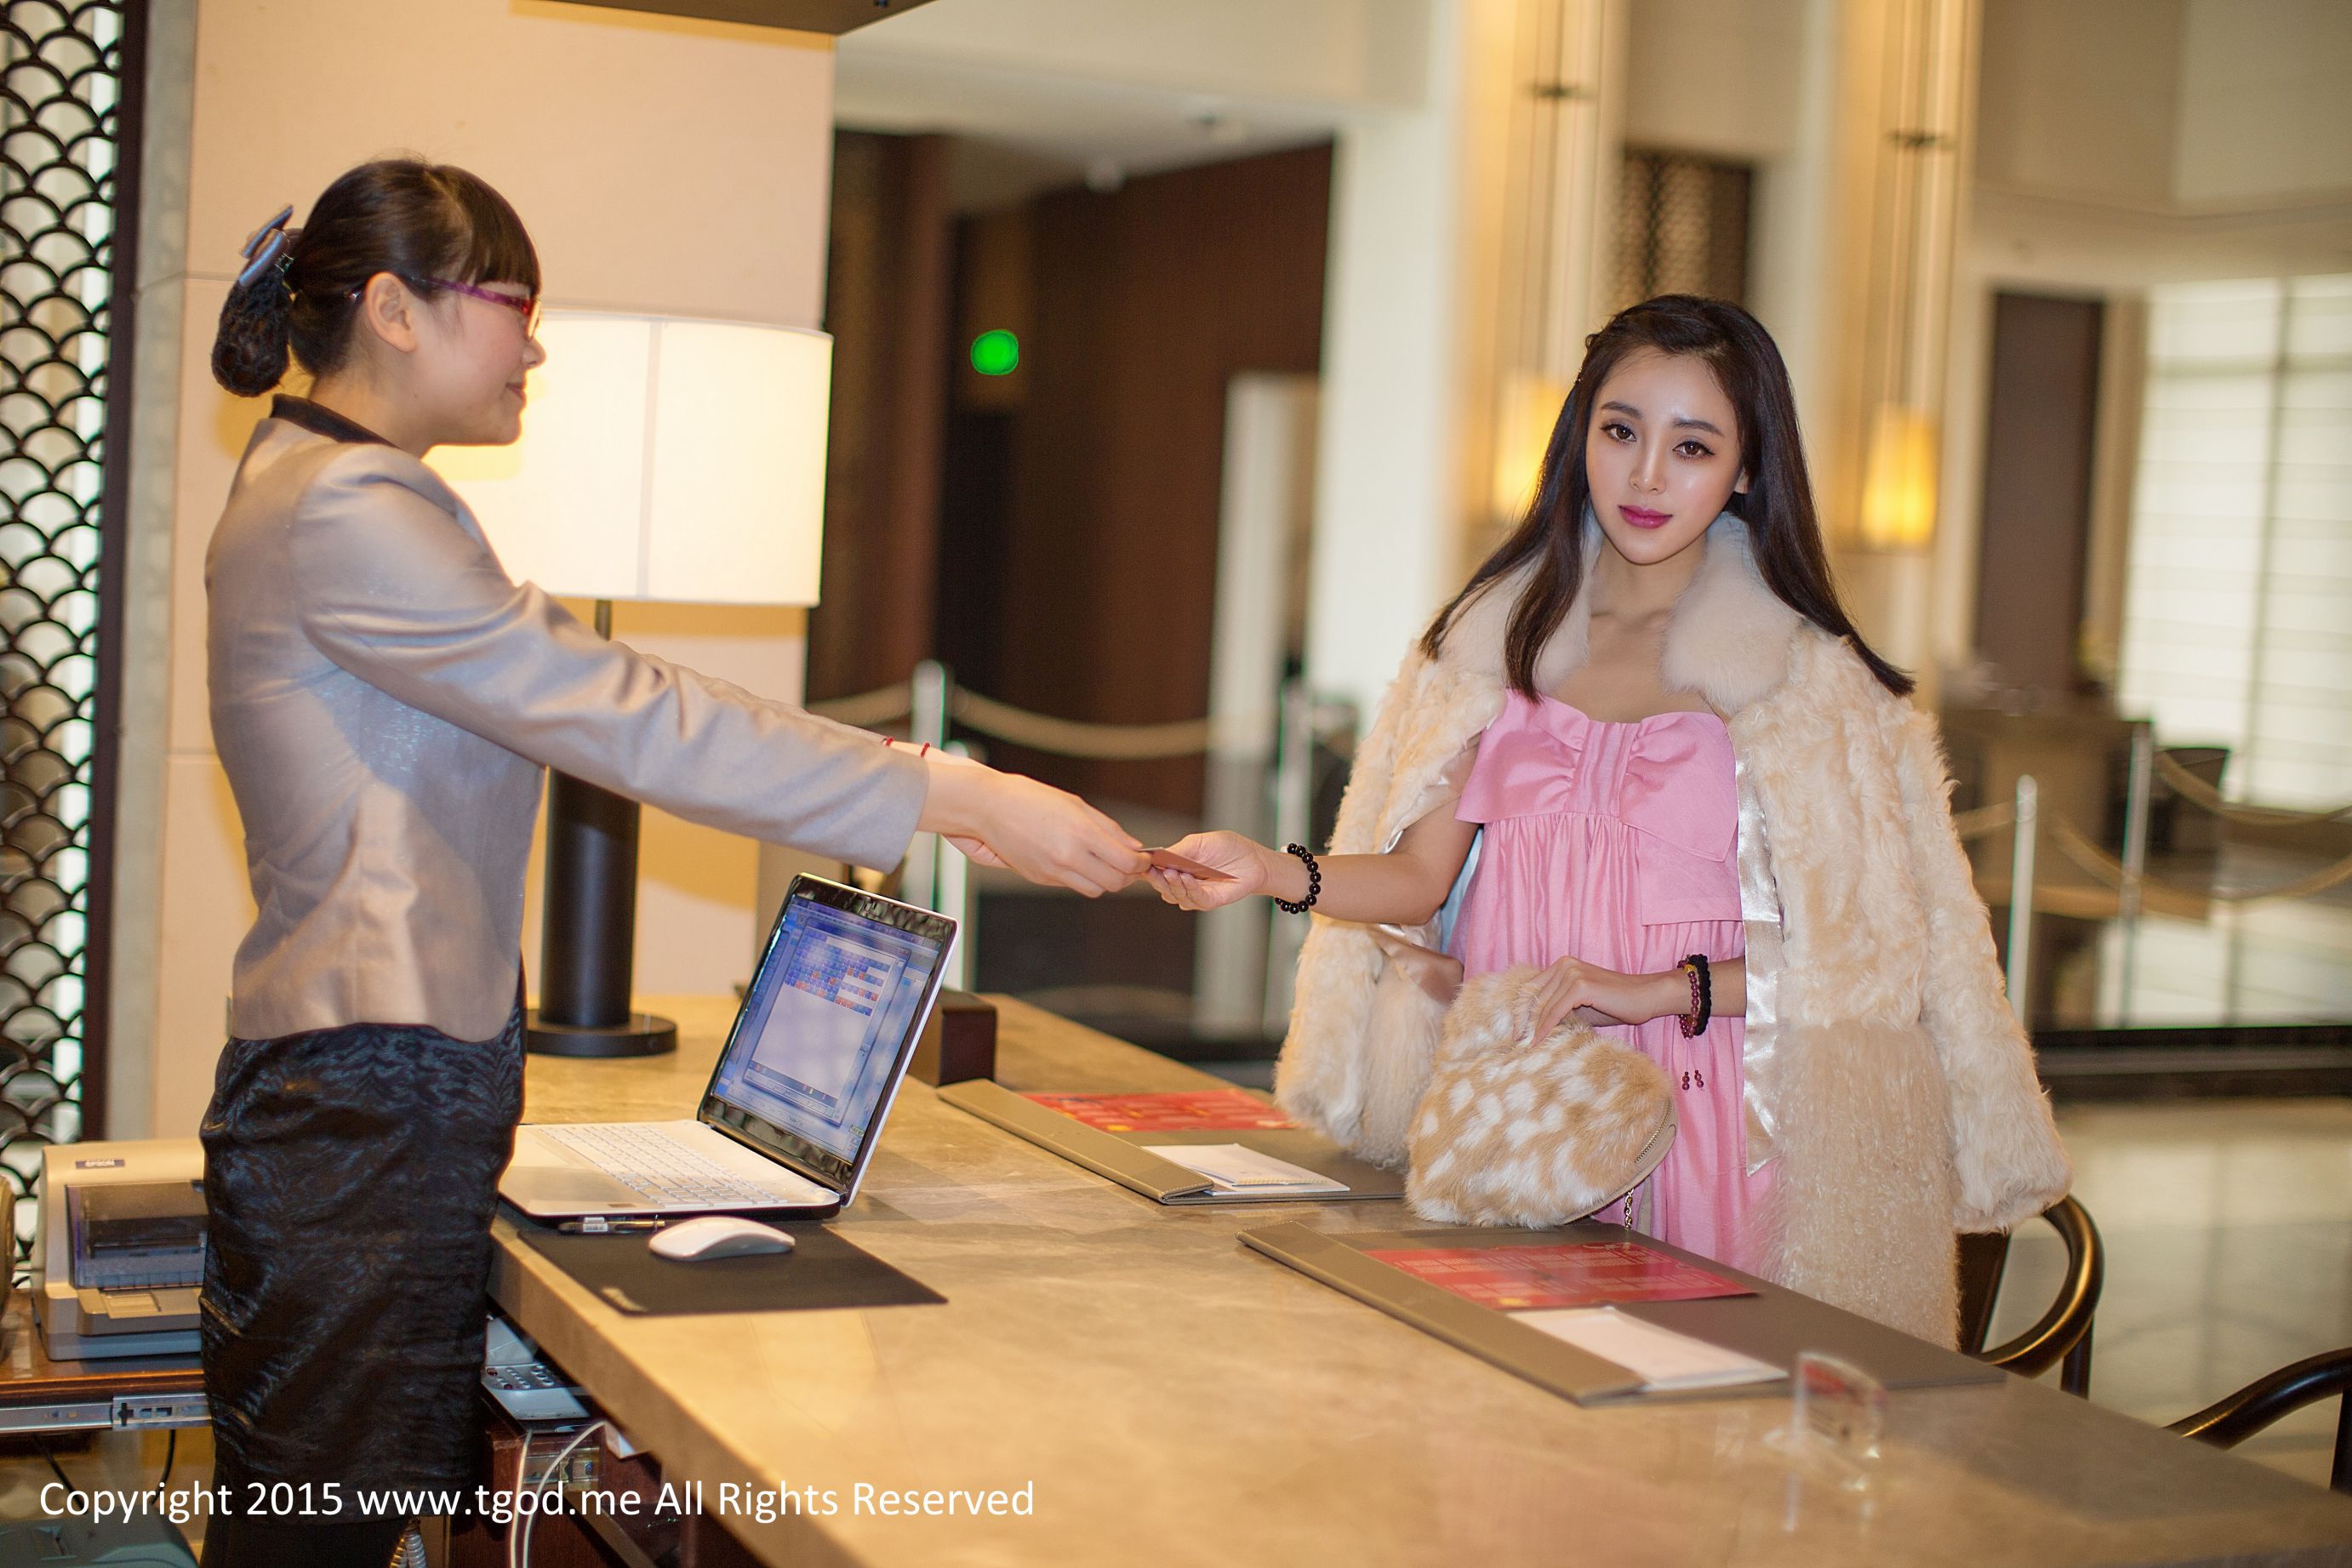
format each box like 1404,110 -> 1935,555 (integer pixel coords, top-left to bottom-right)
211,265 -> 294,397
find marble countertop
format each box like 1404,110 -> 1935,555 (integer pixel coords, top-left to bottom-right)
492,995 -> 2352,1568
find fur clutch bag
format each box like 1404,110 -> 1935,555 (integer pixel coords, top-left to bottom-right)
1406,965 -> 1677,1227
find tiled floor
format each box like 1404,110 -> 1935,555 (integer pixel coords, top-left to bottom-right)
1,1098 -> 2344,1553
1990,1097 -> 2352,1489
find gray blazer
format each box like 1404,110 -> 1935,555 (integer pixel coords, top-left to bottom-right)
206,408 -> 927,1042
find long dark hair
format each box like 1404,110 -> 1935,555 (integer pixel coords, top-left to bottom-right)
1423,294 -> 1912,698
212,158 -> 540,397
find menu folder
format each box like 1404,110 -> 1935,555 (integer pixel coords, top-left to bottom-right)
1242,1222 -> 2003,1405
1244,1222 -> 1653,1403
939,1080 -> 1404,1204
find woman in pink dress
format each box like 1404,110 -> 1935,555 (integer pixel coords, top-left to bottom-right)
1148,296 -> 1913,1274
1151,298 -> 2068,1337
1445,694 -> 1762,1266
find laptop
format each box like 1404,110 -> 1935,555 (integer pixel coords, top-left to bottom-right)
500,875 -> 956,1223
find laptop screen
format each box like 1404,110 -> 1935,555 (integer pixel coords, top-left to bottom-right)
701,877 -> 954,1193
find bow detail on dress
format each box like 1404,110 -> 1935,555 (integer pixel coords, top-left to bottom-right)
1455,693 -> 1737,863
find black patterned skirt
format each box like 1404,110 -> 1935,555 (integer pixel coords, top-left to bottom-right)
198,1003 -> 525,1498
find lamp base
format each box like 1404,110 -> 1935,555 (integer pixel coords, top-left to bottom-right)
525,1009 -> 678,1058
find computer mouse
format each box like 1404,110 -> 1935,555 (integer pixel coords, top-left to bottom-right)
648,1215 -> 796,1262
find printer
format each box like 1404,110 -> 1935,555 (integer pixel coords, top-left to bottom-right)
34,1139 -> 205,1360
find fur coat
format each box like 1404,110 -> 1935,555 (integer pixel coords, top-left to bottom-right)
1275,516 -> 2072,1345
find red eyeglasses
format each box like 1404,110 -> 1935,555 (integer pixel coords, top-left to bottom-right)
345,277 -> 542,338
425,277 -> 541,339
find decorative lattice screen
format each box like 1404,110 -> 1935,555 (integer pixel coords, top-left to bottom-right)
1613,148 -> 1751,313
3,0 -> 142,1273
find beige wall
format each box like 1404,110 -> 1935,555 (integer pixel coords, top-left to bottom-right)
1621,0 -> 1807,162
838,0 -> 1426,110
115,0 -> 839,1139
1977,0 -> 2352,218
1976,0 -> 2185,207
1969,0 -> 2352,288
2175,0 -> 2352,205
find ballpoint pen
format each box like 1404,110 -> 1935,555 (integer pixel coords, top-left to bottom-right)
555,1217 -> 667,1234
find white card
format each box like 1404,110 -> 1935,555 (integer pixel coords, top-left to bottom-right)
1139,1143 -> 1348,1195
1513,1306 -> 1781,1391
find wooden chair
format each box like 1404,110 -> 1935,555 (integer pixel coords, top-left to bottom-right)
1956,1194 -> 2103,1397
2169,1348 -> 2352,1496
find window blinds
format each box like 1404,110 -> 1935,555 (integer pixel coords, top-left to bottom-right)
2118,275 -> 2352,807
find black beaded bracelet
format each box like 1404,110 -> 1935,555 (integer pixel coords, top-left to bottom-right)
1273,842 -> 1321,914
1677,953 -> 1713,1037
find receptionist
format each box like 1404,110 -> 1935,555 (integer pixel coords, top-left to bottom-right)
197,156 -> 1147,1567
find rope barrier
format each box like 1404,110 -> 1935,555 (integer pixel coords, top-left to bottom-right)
2152,750 -> 2352,828
950,690 -> 1213,760
805,686 -> 913,728
1951,803 -> 2016,841
802,680 -> 1213,758
2044,812 -> 2352,906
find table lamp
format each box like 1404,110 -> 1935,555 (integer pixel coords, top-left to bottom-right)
433,310 -> 831,1057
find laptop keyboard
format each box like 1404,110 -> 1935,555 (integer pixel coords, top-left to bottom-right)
539,1124 -> 808,1207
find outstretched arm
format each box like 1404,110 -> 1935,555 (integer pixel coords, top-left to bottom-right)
1145,807 -> 1478,926
292,453 -> 1145,894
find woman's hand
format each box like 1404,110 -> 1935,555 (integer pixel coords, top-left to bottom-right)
919,753 -> 1146,897
1146,810 -> 1476,926
1144,831 -> 1271,911
1527,958 -> 1689,1043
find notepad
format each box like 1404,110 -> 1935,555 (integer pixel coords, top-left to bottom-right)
1513,1307 -> 1781,1392
1139,1143 -> 1348,1195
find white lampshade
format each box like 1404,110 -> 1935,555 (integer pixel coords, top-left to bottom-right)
431,310 -> 831,606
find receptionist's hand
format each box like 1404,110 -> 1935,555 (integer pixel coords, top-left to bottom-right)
920,753 -> 1146,897
1144,831 -> 1269,911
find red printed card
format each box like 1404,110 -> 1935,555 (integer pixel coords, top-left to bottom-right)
1360,1242 -> 1751,1311
1025,1090 -> 1298,1134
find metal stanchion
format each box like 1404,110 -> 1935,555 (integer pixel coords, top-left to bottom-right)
939,739 -> 974,990
2120,727 -> 2155,918
2007,774 -> 2039,1025
2117,726 -> 2155,1023
904,660 -> 951,913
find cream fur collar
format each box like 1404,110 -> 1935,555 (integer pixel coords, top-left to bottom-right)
1432,513 -> 1803,716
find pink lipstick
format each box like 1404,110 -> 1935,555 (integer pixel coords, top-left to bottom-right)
1620,505 -> 1671,529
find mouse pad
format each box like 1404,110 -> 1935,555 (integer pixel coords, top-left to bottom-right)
516,1222 -> 945,1316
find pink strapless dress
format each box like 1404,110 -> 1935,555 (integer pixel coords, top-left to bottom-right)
1452,692 -> 1772,1272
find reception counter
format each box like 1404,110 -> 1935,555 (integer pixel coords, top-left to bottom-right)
492,995 -> 2352,1568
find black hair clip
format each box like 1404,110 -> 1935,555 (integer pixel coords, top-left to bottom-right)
236,203 -> 295,290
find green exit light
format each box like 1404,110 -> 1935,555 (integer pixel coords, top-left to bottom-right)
971,329 -> 1020,376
